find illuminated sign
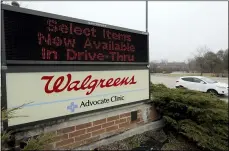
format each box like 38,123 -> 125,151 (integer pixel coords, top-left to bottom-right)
3,8 -> 148,64
6,69 -> 149,126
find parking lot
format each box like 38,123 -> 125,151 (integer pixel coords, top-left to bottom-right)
151,74 -> 228,102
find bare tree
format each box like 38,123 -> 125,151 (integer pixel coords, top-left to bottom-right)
194,45 -> 210,76
223,49 -> 228,71
215,50 -> 226,75
187,58 -> 196,73
188,47 -> 228,77
204,51 -> 221,74
149,61 -> 158,73
160,59 -> 168,65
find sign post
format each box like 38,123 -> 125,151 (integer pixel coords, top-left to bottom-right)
146,0 -> 148,32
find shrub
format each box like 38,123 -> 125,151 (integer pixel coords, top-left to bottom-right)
150,83 -> 228,151
1,103 -> 54,150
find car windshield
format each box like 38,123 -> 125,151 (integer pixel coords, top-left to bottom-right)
200,77 -> 217,84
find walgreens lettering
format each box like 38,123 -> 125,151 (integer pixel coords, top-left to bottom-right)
41,74 -> 137,95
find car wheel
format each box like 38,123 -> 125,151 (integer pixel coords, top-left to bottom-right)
176,85 -> 186,89
207,89 -> 218,96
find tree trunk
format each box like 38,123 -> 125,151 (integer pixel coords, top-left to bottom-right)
200,66 -> 203,76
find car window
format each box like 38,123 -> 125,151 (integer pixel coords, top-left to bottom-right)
199,77 -> 217,84
193,78 -> 202,83
181,77 -> 193,82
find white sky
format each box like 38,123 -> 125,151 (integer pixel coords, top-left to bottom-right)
14,1 -> 229,62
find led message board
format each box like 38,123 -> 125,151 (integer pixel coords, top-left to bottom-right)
2,7 -> 148,64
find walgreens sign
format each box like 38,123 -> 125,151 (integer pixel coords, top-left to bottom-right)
41,74 -> 137,95
6,70 -> 149,126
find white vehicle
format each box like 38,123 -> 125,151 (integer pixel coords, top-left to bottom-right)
175,76 -> 228,96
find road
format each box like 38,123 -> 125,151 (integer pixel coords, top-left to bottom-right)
150,74 -> 228,102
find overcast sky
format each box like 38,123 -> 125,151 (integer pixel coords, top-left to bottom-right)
16,1 -> 228,62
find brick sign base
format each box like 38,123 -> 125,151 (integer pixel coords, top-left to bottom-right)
42,107 -> 158,150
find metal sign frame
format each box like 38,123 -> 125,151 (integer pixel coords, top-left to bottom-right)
1,4 -> 149,65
